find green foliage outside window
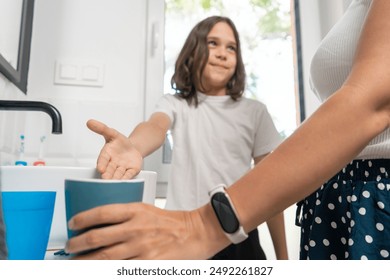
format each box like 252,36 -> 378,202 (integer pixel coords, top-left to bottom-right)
166,0 -> 291,38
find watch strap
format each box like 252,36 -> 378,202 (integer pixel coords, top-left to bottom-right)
209,184 -> 248,244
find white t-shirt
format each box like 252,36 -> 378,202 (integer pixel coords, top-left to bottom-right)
154,92 -> 282,210
310,0 -> 390,159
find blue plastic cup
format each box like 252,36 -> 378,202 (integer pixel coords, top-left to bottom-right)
65,178 -> 144,239
1,191 -> 56,260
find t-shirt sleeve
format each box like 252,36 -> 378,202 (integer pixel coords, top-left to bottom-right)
153,94 -> 177,129
252,105 -> 282,158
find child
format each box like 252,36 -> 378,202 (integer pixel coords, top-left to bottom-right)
86,16 -> 288,260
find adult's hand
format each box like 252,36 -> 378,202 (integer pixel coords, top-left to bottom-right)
65,203 -> 228,260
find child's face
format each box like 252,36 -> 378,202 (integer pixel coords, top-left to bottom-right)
202,22 -> 237,96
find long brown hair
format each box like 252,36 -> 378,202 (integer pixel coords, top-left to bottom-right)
171,16 -> 246,106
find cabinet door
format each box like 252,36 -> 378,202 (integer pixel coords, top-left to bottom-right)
143,0 -> 168,197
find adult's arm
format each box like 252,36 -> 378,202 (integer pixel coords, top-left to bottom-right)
228,0 -> 390,233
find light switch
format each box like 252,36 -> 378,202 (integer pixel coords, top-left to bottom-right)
59,64 -> 77,80
54,59 -> 105,87
82,65 -> 99,81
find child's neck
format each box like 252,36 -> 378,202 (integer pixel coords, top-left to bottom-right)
204,88 -> 227,96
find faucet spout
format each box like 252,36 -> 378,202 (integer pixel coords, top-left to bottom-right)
0,100 -> 62,134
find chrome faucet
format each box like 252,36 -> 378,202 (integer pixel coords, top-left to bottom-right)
0,100 -> 62,134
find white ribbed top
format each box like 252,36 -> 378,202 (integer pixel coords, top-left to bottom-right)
309,0 -> 390,159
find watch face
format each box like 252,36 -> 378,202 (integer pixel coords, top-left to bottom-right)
211,192 -> 240,234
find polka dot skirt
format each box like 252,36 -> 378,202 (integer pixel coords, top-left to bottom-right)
296,159 -> 390,260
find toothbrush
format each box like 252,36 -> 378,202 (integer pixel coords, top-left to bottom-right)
15,134 -> 27,166
33,136 -> 46,166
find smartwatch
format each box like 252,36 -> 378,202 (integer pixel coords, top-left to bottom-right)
209,184 -> 248,244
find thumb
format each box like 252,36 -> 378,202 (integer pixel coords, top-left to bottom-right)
86,119 -> 119,142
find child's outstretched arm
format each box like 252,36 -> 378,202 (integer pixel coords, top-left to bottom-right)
87,112 -> 170,179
